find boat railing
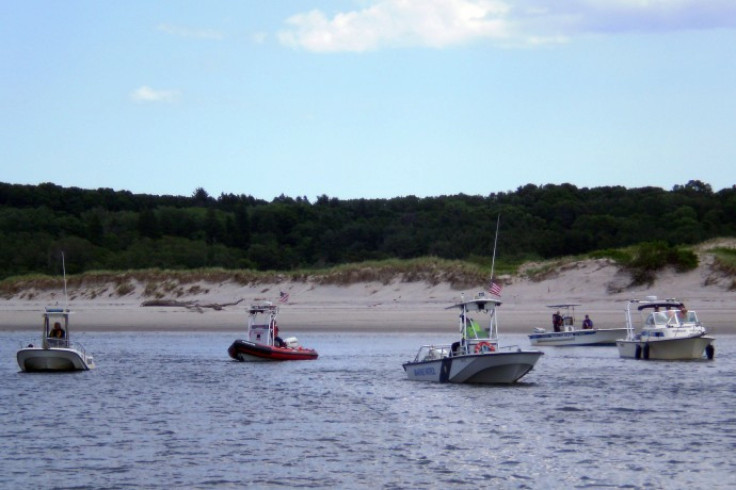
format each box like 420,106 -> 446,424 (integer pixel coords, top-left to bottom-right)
46,337 -> 70,348
413,344 -> 452,362
67,341 -> 90,357
496,344 -> 524,353
25,338 -> 90,357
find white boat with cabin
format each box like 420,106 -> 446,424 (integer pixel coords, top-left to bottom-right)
616,297 -> 715,360
528,304 -> 627,346
403,292 -> 543,384
17,307 -> 96,372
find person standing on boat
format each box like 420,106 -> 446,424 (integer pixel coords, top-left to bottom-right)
552,311 -> 563,332
582,315 -> 593,329
50,322 -> 65,338
273,324 -> 286,348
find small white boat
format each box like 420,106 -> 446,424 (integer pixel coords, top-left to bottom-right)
616,297 -> 715,361
403,292 -> 543,384
528,304 -> 627,346
17,307 -> 96,372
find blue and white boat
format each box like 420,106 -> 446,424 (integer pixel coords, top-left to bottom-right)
403,292 -> 543,384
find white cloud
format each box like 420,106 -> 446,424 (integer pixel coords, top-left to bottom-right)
130,86 -> 180,103
158,23 -> 224,40
278,0 -> 511,52
278,0 -> 736,52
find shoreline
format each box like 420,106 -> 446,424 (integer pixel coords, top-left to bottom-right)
2,301 -> 734,335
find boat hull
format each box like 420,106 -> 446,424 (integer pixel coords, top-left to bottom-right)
228,340 -> 318,362
17,347 -> 95,372
616,336 -> 715,360
529,328 -> 628,346
402,351 -> 543,384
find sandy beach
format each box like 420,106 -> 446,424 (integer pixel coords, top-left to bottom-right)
2,258 -> 734,334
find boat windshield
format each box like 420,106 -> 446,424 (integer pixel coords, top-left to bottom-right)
646,312 -> 668,326
645,309 -> 698,327
413,345 -> 451,362
464,318 -> 489,339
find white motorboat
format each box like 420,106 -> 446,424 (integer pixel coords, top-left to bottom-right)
17,307 -> 96,372
616,297 -> 715,361
528,304 -> 627,346
403,292 -> 543,384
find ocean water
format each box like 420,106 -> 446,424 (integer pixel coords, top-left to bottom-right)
1,330 -> 735,489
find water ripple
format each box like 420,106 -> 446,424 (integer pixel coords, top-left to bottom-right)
2,331 -> 736,488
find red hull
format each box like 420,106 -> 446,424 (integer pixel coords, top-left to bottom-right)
228,340 -> 318,361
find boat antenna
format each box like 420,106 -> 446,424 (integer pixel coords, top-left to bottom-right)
489,214 -> 500,340
61,251 -> 68,308
490,214 -> 500,281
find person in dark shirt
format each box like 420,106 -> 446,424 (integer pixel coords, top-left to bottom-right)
50,322 -> 65,338
552,311 -> 563,332
273,324 -> 286,347
582,314 -> 594,329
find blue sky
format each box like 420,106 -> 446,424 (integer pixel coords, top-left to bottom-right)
2,1 -> 735,201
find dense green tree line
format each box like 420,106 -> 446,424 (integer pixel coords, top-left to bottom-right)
0,180 -> 733,279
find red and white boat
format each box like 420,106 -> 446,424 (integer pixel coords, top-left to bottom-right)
227,302 -> 318,362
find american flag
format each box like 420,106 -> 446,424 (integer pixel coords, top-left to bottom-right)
489,281 -> 502,297
279,291 -> 290,303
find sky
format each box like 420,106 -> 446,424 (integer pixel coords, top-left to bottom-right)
2,1 -> 735,201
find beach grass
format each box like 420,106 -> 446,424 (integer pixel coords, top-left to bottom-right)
2,240 -> 735,299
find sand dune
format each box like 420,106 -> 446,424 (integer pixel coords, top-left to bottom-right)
2,257 -> 734,334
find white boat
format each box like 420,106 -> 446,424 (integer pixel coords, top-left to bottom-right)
616,297 -> 715,360
528,304 -> 627,346
403,292 -> 543,384
17,307 -> 96,372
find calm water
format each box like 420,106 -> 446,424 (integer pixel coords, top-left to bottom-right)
1,330 -> 735,489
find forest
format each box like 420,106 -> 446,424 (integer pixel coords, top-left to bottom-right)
0,180 -> 734,280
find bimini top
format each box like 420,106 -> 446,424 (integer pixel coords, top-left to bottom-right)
43,307 -> 70,317
446,292 -> 501,312
636,299 -> 684,311
546,304 -> 580,309
248,302 -> 277,314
